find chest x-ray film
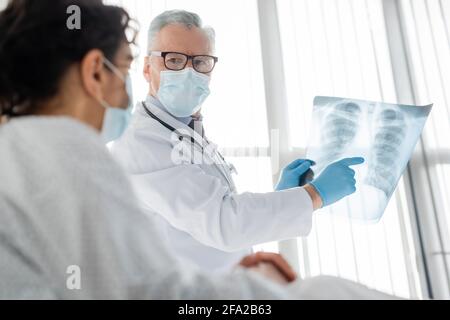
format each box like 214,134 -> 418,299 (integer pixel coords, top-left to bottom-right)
306,96 -> 432,223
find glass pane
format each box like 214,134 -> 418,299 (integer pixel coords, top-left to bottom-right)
105,0 -> 270,148
277,0 -> 422,298
402,0 -> 450,251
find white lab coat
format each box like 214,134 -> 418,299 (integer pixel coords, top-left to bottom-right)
0,116 -> 396,300
109,98 -> 314,271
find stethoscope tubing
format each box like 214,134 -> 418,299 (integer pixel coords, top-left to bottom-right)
141,102 -> 236,190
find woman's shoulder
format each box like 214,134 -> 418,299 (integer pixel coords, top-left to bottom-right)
0,116 -> 125,186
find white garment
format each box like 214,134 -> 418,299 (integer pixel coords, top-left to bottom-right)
109,99 -> 314,271
0,116 -> 398,300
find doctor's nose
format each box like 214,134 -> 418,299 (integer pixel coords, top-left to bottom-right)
186,59 -> 194,69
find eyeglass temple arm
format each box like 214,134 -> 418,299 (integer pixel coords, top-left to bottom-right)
148,51 -> 163,57
102,58 -> 126,82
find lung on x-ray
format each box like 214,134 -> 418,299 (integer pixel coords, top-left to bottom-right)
306,96 -> 432,223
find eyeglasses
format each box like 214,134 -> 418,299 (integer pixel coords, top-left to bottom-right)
103,58 -> 128,83
125,20 -> 141,60
149,51 -> 218,74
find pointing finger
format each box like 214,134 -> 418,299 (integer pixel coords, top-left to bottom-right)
339,157 -> 365,167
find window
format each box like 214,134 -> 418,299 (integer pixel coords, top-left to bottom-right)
275,0 -> 422,298
106,0 -> 270,149
397,0 -> 450,298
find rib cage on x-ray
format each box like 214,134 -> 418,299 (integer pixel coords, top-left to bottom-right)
365,108 -> 407,197
306,96 -> 431,222
316,102 -> 362,172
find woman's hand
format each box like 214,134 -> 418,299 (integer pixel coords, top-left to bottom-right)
238,252 -> 297,285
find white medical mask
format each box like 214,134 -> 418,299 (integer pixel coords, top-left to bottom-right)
156,68 -> 211,118
100,58 -> 133,143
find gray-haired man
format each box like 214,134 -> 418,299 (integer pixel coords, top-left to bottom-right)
110,10 -> 363,274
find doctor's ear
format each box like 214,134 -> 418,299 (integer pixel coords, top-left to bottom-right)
143,56 -> 152,83
80,49 -> 108,100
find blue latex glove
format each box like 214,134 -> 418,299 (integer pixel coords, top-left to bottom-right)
275,159 -> 315,191
309,157 -> 365,207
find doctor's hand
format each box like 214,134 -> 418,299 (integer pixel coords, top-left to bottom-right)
275,159 -> 315,191
309,157 -> 365,208
239,252 -> 297,285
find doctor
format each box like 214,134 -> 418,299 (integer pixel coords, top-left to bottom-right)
110,10 -> 364,271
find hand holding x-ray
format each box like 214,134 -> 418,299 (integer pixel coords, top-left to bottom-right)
306,96 -> 432,223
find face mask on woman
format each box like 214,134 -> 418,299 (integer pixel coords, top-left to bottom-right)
99,58 -> 134,143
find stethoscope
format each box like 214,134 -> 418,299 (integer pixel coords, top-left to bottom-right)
141,102 -> 238,191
